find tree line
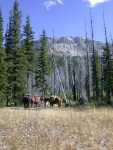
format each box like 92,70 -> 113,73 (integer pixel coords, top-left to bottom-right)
0,0 -> 49,106
84,12 -> 113,106
57,12 -> 113,106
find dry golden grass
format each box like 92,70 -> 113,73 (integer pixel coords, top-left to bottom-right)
0,107 -> 113,150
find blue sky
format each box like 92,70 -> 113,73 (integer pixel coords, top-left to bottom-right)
0,0 -> 113,41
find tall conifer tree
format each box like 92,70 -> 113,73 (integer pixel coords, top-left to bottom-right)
5,0 -> 26,104
85,30 -> 90,101
23,16 -> 34,95
0,10 -> 7,104
90,12 -> 100,102
35,30 -> 50,96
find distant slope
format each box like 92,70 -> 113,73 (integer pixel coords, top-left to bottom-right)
34,36 -> 104,56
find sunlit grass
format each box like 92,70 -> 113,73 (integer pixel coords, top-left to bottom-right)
0,107 -> 113,150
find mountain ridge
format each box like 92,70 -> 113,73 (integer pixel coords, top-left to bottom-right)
34,36 -> 104,56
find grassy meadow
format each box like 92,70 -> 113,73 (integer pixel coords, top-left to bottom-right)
0,107 -> 113,150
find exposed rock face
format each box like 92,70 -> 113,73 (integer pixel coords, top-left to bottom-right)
35,36 -> 104,57
32,36 -> 105,98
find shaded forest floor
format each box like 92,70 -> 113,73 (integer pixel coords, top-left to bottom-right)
0,107 -> 113,150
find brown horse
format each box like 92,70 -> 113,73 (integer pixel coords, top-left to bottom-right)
31,96 -> 42,107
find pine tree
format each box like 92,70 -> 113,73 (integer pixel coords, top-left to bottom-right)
0,10 -> 7,105
5,0 -> 27,105
102,14 -> 112,104
5,11 -> 15,102
103,46 -> 112,103
100,58 -> 104,102
95,51 -> 101,101
110,38 -> 113,97
85,31 -> 90,101
23,16 -> 35,95
90,13 -> 97,100
90,12 -> 101,103
35,30 -> 50,96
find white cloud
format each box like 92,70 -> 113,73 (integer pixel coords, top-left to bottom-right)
44,1 -> 56,10
84,0 -> 110,7
43,0 -> 110,10
56,0 -> 64,5
43,0 -> 64,10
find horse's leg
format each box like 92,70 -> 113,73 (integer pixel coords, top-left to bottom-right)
27,102 -> 28,108
32,102 -> 34,108
58,102 -> 61,107
24,102 -> 26,108
50,102 -> 53,107
25,102 -> 28,108
25,100 -> 28,108
24,100 -> 27,108
31,101 -> 33,108
36,102 -> 38,107
44,101 -> 46,108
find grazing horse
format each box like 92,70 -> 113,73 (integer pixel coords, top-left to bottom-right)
50,96 -> 62,107
42,97 -> 50,107
31,96 -> 41,107
23,96 -> 32,108
43,96 -> 62,107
